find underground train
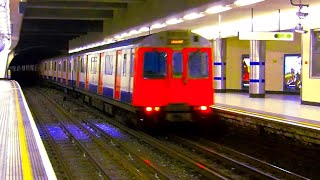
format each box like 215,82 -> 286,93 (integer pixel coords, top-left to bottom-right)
40,30 -> 214,126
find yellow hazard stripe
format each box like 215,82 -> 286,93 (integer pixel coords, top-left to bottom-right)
13,82 -> 33,179
212,105 -> 320,129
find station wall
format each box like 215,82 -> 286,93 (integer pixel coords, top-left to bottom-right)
225,34 -> 301,92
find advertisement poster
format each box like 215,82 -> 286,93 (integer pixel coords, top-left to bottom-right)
242,55 -> 250,89
284,54 -> 301,91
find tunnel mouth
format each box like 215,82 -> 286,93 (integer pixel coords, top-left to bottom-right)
9,46 -> 62,87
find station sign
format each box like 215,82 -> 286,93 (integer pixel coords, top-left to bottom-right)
239,32 -> 294,41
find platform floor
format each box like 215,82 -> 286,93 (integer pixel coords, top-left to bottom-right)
213,93 -> 320,128
0,80 -> 56,179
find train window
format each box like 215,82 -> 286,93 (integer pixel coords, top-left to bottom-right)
58,63 -> 61,71
54,62 -> 57,71
123,54 -> 127,76
81,57 -> 85,73
130,49 -> 134,77
105,55 -> 113,75
188,51 -> 208,78
143,51 -> 167,79
91,57 -> 97,74
73,59 -> 76,72
45,63 -> 47,71
63,61 -> 66,72
173,52 -> 182,78
69,60 -> 71,72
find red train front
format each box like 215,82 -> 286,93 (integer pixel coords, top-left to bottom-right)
132,30 -> 214,123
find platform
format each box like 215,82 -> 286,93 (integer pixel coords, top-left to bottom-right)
212,93 -> 320,130
0,80 -> 56,179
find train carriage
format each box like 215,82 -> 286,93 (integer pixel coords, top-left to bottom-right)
40,30 -> 214,125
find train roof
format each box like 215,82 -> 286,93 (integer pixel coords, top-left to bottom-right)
43,30 -> 211,61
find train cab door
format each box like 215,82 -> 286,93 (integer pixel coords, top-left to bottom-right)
169,51 -> 188,103
181,48 -> 213,106
114,50 -> 122,100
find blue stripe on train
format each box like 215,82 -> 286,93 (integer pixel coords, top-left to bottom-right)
102,87 -> 113,98
89,84 -> 98,93
79,82 -> 85,89
121,91 -> 132,103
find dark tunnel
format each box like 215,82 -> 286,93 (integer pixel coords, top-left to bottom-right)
9,46 -> 62,87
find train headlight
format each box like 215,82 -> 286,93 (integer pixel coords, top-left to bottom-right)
145,107 -> 153,112
200,106 -> 208,111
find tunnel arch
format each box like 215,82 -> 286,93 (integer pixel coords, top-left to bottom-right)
9,46 -> 62,86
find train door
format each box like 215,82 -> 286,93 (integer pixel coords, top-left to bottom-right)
85,55 -> 89,90
98,53 -> 103,95
72,56 -> 76,86
67,59 -> 71,85
168,51 -> 188,103
76,56 -> 80,88
59,60 -> 63,83
182,48 -> 213,105
63,60 -> 66,84
114,50 -> 122,100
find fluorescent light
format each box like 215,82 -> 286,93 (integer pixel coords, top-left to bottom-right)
139,27 -> 150,32
129,30 -> 139,35
150,23 -> 167,29
120,32 -> 129,38
183,12 -> 205,20
114,35 -> 122,39
234,0 -> 264,6
205,5 -> 232,14
166,18 -> 184,25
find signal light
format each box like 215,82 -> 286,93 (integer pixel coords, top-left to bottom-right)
154,107 -> 160,111
145,107 -> 152,112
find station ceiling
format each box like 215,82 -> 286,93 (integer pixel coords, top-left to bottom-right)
15,0 -> 144,53
12,0 -> 319,56
15,0 -> 216,54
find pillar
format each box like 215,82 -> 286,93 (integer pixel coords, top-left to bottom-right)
249,40 -> 266,98
213,38 -> 226,93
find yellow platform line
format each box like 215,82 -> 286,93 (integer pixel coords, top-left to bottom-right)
13,82 -> 33,179
212,105 -> 320,130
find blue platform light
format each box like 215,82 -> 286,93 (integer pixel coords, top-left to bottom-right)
95,123 -> 123,139
46,125 -> 69,141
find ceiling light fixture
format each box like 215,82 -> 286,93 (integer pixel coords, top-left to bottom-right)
129,30 -> 139,35
205,5 -> 232,14
183,12 -> 205,20
150,23 -> 167,29
166,18 -> 184,25
234,0 -> 264,6
138,27 -> 150,32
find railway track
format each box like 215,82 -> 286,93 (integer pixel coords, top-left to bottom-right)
164,136 -> 309,180
28,88 -> 210,179
25,89 -> 105,179
26,89 -> 153,179
37,87 -> 309,179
